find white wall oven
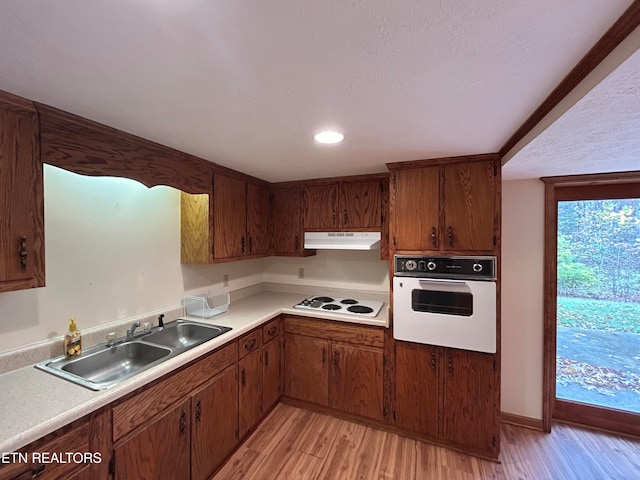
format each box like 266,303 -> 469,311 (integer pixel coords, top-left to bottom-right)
393,255 -> 497,353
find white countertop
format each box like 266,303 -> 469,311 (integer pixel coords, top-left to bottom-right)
0,290 -> 388,453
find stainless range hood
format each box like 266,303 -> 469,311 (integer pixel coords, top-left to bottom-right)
303,232 -> 381,250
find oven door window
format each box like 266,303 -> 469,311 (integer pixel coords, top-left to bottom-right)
411,289 -> 473,316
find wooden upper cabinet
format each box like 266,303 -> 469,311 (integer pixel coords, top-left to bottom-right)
272,186 -> 303,255
339,180 -> 382,229
303,183 -> 339,230
390,155 -> 498,253
247,182 -> 271,256
0,91 -> 45,293
214,173 -> 247,259
443,161 -> 496,251
392,166 -> 439,251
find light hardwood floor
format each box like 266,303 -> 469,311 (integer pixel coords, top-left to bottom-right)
213,403 -> 640,480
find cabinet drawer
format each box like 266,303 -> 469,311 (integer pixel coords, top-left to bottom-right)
262,319 -> 281,344
113,342 -> 237,441
0,422 -> 90,480
238,330 -> 262,359
284,315 -> 384,348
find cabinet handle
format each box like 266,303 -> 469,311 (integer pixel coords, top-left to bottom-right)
179,410 -> 187,436
343,209 -> 348,225
241,236 -> 246,253
249,236 -> 253,254
267,326 -> 278,337
244,338 -> 257,351
333,350 -> 338,368
241,368 -> 246,387
431,227 -> 437,247
195,399 -> 202,424
332,210 -> 336,226
265,350 -> 269,367
26,464 -> 46,478
447,226 -> 454,247
322,348 -> 326,364
431,352 -> 437,371
294,235 -> 300,251
19,236 -> 28,270
447,355 -> 454,377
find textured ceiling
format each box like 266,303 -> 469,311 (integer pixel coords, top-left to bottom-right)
503,45 -> 640,180
0,1 -> 633,181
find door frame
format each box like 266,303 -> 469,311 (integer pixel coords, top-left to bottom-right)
541,171 -> 640,435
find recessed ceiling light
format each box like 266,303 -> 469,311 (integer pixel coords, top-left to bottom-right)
314,130 -> 344,144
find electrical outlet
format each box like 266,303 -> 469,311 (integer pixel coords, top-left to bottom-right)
298,268 -> 304,279
223,274 -> 229,287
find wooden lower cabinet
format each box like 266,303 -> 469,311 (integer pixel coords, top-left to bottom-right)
442,348 -> 498,455
395,341 -> 440,436
191,365 -> 239,480
284,334 -> 329,405
114,399 -> 190,480
330,343 -> 383,421
263,336 -> 281,412
394,341 -> 498,457
239,349 -> 263,439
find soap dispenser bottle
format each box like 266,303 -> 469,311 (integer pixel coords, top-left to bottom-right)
64,317 -> 82,358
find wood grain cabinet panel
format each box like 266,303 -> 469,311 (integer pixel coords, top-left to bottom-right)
442,348 -> 498,456
443,161 -> 496,251
284,334 -> 329,406
339,180 -> 381,229
239,349 -> 263,439
247,182 -> 271,256
330,343 -> 383,421
191,365 -> 239,480
263,337 -> 282,412
115,399 -> 190,480
272,186 -> 305,255
303,184 -> 339,230
392,166 -> 440,250
0,91 -> 44,293
213,173 -> 247,259
395,341 -> 440,437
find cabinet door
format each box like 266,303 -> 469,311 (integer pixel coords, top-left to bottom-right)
330,343 -> 383,420
247,182 -> 270,256
339,180 -> 381,229
443,161 -> 496,251
272,186 -> 302,255
392,167 -> 439,250
263,337 -> 281,412
0,95 -> 44,292
442,349 -> 498,455
191,365 -> 239,480
115,399 -> 190,480
303,184 -> 338,230
213,173 -> 247,259
395,341 -> 440,437
238,349 -> 263,439
284,334 -> 329,406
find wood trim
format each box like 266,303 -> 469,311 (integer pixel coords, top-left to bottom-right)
0,89 -> 37,113
386,153 -> 499,170
500,412 -> 544,431
273,172 -> 389,188
543,171 -> 640,435
542,181 -> 558,433
554,400 -> 640,438
500,1 -> 640,157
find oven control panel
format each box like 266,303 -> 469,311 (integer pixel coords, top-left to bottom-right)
394,255 -> 496,280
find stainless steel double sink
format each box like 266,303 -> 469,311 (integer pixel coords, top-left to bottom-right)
36,320 -> 232,390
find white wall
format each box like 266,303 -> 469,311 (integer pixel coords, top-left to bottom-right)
263,249 -> 389,292
501,179 -> 545,419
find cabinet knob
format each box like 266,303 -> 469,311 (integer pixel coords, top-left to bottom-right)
267,326 -> 278,337
447,355 -> 454,377
241,236 -> 246,253
333,350 -> 338,368
244,338 -> 257,351
447,226 -> 454,247
332,210 -> 336,226
343,209 -> 348,225
431,352 -> 437,371
264,351 -> 269,367
195,399 -> 202,424
19,236 -> 27,270
431,227 -> 437,247
179,410 -> 187,436
294,235 -> 299,251
322,348 -> 326,364
241,368 -> 246,387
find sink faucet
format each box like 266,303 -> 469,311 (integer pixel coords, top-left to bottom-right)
126,321 -> 141,340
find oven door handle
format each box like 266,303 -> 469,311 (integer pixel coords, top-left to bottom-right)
418,279 -> 467,287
